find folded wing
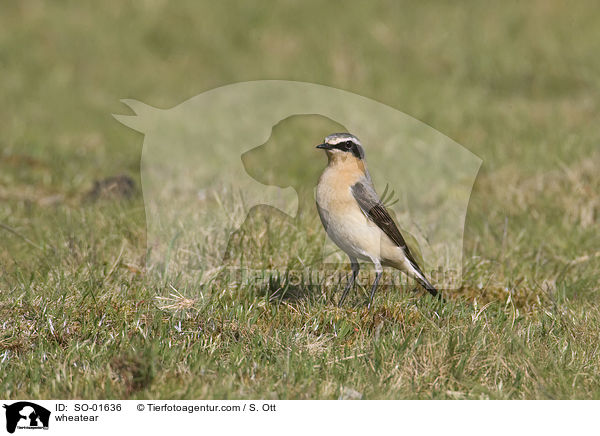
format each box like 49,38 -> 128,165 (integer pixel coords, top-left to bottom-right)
351,178 -> 439,297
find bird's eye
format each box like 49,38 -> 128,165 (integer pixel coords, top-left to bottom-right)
344,141 -> 353,150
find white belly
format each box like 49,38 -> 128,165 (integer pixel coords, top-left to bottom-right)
316,182 -> 383,262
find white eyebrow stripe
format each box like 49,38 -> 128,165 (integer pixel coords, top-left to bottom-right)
326,136 -> 360,145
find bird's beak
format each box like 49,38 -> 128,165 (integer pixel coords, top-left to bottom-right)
316,143 -> 331,150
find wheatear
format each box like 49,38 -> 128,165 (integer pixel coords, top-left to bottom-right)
315,133 -> 440,308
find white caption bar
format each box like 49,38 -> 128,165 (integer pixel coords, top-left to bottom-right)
0,400 -> 595,435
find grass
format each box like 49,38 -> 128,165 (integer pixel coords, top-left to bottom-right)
1,0 -> 600,399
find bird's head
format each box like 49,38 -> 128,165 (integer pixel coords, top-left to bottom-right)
316,133 -> 365,161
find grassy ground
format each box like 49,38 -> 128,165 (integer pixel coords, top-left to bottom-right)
1,1 -> 599,399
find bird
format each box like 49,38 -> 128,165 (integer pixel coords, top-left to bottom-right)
315,132 -> 440,308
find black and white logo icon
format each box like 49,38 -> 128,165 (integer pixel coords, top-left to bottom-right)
3,402 -> 51,434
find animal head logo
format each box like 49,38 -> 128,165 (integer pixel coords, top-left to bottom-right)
114,80 -> 481,288
3,402 -> 51,434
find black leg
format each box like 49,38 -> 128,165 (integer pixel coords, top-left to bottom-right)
338,259 -> 359,307
367,270 -> 382,310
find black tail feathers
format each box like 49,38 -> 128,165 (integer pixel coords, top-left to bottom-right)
413,270 -> 444,302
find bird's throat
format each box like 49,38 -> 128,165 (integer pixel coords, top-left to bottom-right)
326,152 -> 367,175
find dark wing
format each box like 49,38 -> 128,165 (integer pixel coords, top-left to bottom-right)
351,179 -> 439,298
350,179 -> 421,266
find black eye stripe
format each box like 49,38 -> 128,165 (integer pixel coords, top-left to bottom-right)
333,140 -> 353,150
330,140 -> 363,159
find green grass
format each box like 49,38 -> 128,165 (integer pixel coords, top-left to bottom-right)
1,0 -> 600,399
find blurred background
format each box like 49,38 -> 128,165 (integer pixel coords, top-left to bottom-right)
1,1 -> 599,398
3,0 -> 598,296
